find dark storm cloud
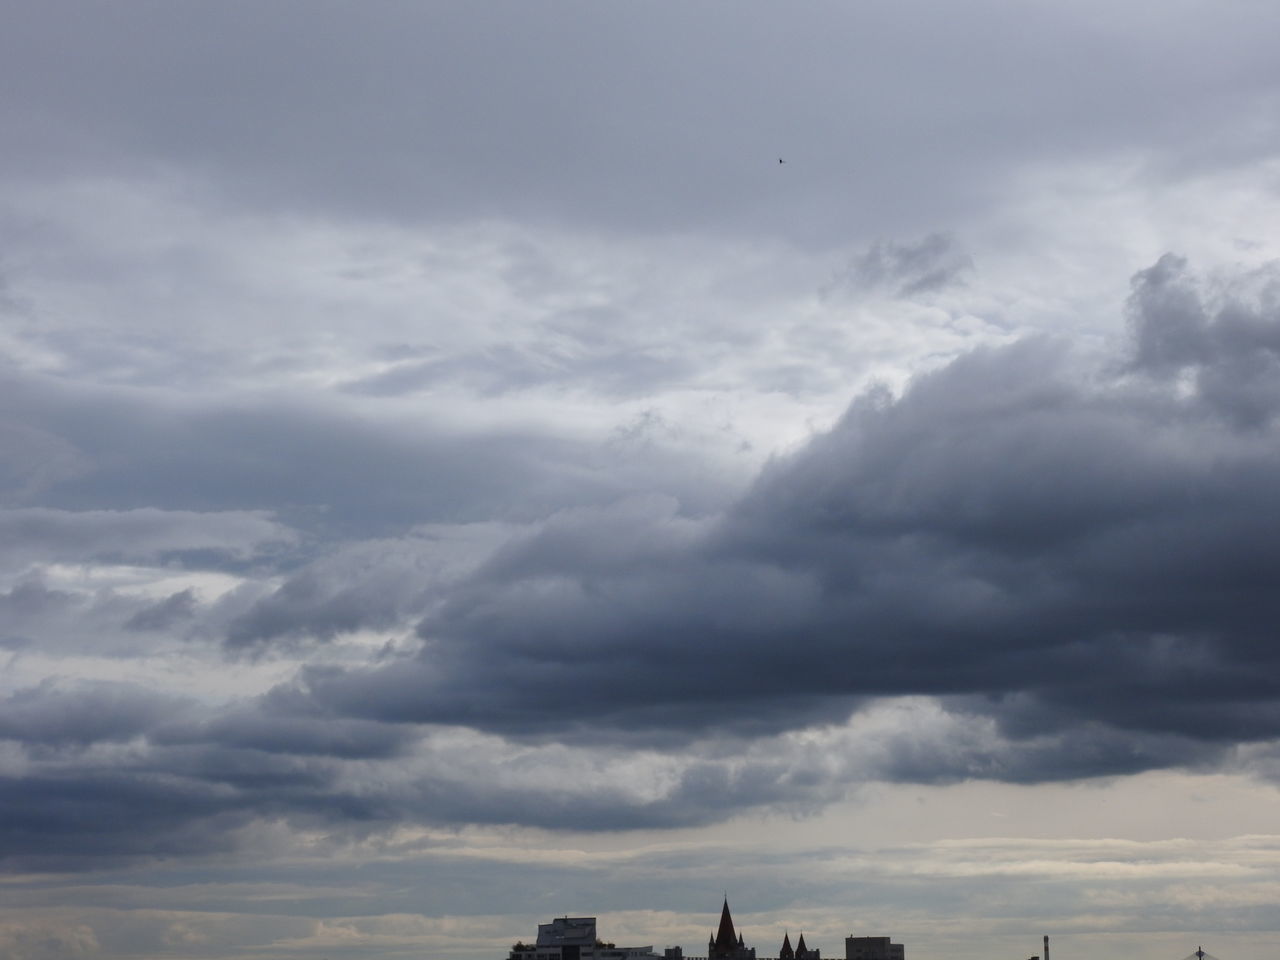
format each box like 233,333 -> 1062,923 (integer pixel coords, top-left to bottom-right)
0,683 -> 185,749
9,252 -> 1280,859
0,681 -> 1231,866
0,771 -> 246,869
11,253 -> 1272,862
298,255 -> 1280,773
0,678 -> 768,866
155,714 -> 412,761
0,681 -> 414,868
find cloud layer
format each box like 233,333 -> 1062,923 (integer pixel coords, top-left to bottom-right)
5,4 -> 1280,957
302,255 -> 1280,756
4,254 -> 1280,871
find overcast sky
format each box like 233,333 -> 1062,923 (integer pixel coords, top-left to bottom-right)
5,3 -> 1280,959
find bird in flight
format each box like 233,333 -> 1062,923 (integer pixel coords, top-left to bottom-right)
778,157 -> 786,164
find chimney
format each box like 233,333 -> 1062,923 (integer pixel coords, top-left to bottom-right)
1044,935 -> 1049,960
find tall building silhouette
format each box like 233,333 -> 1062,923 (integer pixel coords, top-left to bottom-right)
708,898 -> 756,960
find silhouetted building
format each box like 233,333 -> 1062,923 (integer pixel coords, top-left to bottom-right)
845,936 -> 904,960
780,932 -> 820,960
510,902 -> 897,960
509,917 -> 657,960
708,899 -> 756,960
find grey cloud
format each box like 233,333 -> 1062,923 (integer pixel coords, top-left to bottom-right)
0,578 -> 75,618
1128,253 -> 1280,427
0,677 -> 1248,869
4,371 -> 716,541
124,588 -> 198,632
0,683 -> 187,749
827,234 -> 973,299
224,568 -> 409,650
222,533 -> 489,650
156,714 -> 412,761
0,575 -> 215,660
0,682 -> 408,868
0,702 -> 707,866
4,4 -> 1278,243
8,251 -> 1280,856
0,921 -> 100,960
0,422 -> 89,500
0,679 -> 407,765
1127,254 -> 1214,372
0,770 -> 253,870
340,338 -> 699,401
299,256 -> 1280,778
8,2 -> 1280,941
0,506 -> 293,571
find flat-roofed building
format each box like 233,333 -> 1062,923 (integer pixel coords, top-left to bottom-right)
509,917 -> 657,960
845,936 -> 904,960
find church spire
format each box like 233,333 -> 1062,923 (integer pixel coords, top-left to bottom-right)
714,898 -> 737,953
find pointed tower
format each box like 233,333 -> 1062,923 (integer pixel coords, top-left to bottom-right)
780,932 -> 795,960
795,932 -> 819,960
713,898 -> 737,956
708,899 -> 755,960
